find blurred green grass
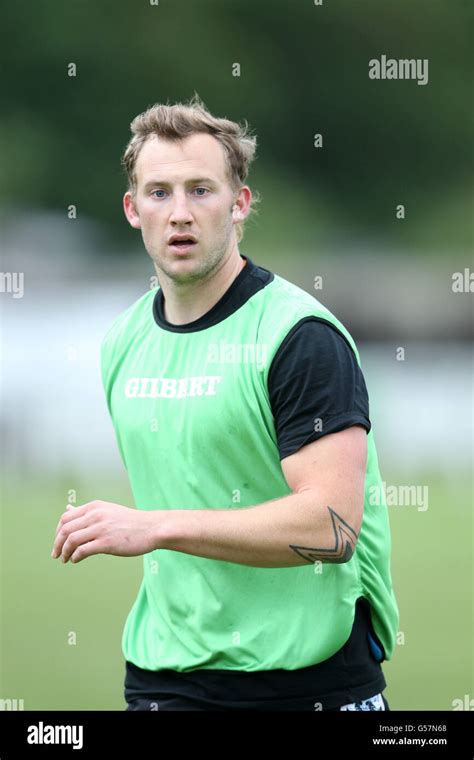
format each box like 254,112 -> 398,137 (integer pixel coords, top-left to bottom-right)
1,470 -> 472,710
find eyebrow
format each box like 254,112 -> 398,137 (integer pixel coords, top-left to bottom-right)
143,177 -> 219,191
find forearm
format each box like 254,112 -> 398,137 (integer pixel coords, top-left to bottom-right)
157,488 -> 361,569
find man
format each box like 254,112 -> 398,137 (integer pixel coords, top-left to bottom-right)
51,95 -> 399,711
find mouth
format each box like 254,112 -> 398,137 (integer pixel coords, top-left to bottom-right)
168,238 -> 197,254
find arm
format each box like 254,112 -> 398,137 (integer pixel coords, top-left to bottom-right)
51,425 -> 366,567
158,425 -> 367,568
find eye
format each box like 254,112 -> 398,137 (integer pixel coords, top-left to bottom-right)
152,190 -> 167,199
193,187 -> 209,196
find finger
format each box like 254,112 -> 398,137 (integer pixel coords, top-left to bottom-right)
52,514 -> 92,558
54,504 -> 88,539
70,539 -> 104,564
60,526 -> 99,563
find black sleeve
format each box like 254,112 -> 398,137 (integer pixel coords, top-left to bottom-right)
268,317 -> 371,460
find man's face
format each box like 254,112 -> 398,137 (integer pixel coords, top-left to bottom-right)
123,132 -> 250,284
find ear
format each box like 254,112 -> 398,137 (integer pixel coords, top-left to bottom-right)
123,191 -> 141,229
232,186 -> 252,224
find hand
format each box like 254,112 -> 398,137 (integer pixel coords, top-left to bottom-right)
51,500 -> 161,564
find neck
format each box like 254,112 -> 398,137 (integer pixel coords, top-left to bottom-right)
158,250 -> 246,326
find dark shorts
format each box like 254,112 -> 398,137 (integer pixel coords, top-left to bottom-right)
125,690 -> 390,711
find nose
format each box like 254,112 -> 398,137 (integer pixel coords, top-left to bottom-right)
169,190 -> 193,225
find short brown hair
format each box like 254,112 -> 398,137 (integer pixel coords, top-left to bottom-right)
121,93 -> 261,242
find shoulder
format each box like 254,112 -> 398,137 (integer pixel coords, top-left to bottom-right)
268,316 -> 365,392
264,272 -> 334,319
255,270 -> 360,367
271,316 -> 358,370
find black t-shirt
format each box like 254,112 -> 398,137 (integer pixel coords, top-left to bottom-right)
127,254 -> 385,709
268,315 -> 371,459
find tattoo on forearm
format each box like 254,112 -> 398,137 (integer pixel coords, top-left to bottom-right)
289,507 -> 358,564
